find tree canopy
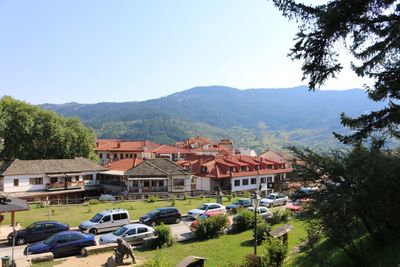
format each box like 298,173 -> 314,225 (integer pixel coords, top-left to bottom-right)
0,96 -> 97,160
272,0 -> 400,143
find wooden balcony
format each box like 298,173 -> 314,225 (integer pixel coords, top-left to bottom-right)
46,181 -> 84,191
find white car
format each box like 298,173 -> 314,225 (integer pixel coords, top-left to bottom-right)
79,209 -> 130,235
187,203 -> 226,219
247,206 -> 273,220
260,193 -> 288,208
99,223 -> 154,245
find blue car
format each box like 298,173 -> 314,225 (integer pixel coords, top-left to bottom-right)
24,231 -> 96,258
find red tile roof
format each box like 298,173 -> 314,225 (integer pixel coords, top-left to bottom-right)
96,139 -> 161,152
107,158 -> 144,171
151,145 -> 193,154
178,154 -> 292,179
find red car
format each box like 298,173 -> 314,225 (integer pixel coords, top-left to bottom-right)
189,210 -> 231,231
287,199 -> 310,213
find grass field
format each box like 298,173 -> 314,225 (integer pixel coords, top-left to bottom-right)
1,197 -> 233,228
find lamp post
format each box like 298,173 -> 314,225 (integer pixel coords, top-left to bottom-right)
251,187 -> 261,255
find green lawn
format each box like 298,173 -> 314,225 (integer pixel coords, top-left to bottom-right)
1,197 -> 231,228
135,218 -> 307,267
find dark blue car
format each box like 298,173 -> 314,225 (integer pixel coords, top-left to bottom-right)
24,231 -> 96,258
8,221 -> 69,245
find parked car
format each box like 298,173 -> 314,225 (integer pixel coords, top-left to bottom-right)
189,210 -> 231,231
24,231 -> 96,258
99,194 -> 116,201
139,207 -> 181,226
290,187 -> 317,201
79,209 -> 130,235
247,206 -> 273,220
8,221 -> 69,246
187,203 -> 226,219
287,199 -> 310,213
260,193 -> 288,208
99,223 -> 155,245
226,198 -> 252,213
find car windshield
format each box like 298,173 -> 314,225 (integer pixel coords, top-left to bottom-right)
197,205 -> 207,210
90,213 -> 103,223
113,227 -> 128,236
43,234 -> 58,246
267,195 -> 276,200
148,209 -> 161,215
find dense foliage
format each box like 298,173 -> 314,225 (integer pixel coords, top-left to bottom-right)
233,209 -> 264,232
154,223 -> 174,248
272,0 -> 400,143
194,214 -> 230,239
291,141 -> 400,265
0,96 -> 97,160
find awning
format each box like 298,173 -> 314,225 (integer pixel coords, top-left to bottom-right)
65,173 -> 82,177
47,174 -> 66,178
128,177 -> 168,181
101,170 -> 125,176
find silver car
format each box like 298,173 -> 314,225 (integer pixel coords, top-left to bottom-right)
247,206 -> 273,220
99,223 -> 155,245
260,193 -> 288,208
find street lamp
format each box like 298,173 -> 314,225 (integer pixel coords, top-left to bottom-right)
251,188 -> 261,255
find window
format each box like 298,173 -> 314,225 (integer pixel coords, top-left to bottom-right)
50,177 -> 58,183
209,205 -> 220,210
234,180 -> 240,187
120,154 -> 124,159
230,167 -> 236,172
201,166 -> 208,173
106,153 -> 110,158
31,224 -> 44,232
126,229 -> 136,236
102,215 -> 111,222
267,177 -> 273,182
137,227 -> 148,234
241,166 -> 248,171
126,154 -> 129,158
83,175 -> 92,181
151,180 -> 157,187
56,234 -> 70,244
99,153 -> 103,159
266,165 -> 273,169
113,213 -> 128,221
13,179 -> 19,187
173,179 -> 184,186
260,177 -> 266,184
242,179 -> 249,186
144,181 -> 150,187
69,233 -> 82,241
159,180 -> 164,187
45,223 -> 55,230
250,178 -> 256,185
30,178 -> 43,185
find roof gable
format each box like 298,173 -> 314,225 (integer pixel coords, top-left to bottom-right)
126,158 -> 189,177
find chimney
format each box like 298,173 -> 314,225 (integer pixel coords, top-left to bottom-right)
116,142 -> 121,148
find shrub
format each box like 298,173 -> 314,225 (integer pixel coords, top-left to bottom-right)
154,223 -> 174,248
262,237 -> 288,267
195,214 -> 229,239
254,223 -> 271,242
88,199 -> 100,205
140,249 -> 168,267
170,195 -> 176,206
243,191 -> 251,198
147,195 -> 158,203
183,193 -> 189,200
240,254 -> 262,267
270,208 -> 290,225
227,194 -> 232,202
234,209 -> 263,232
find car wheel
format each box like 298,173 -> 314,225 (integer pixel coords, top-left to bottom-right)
175,217 -> 181,224
283,201 -> 287,205
89,228 -> 98,235
269,204 -> 273,208
16,237 -> 26,245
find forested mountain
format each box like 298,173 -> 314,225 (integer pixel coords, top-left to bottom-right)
41,86 -> 385,152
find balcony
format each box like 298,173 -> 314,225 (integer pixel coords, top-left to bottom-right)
129,186 -> 168,193
46,181 -> 84,191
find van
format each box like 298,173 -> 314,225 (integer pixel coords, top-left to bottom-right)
79,209 -> 130,235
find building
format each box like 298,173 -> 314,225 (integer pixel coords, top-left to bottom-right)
99,158 -> 193,195
177,153 -> 291,194
150,145 -> 194,161
95,139 -> 161,165
176,136 -> 234,156
260,150 -> 295,168
0,158 -> 106,202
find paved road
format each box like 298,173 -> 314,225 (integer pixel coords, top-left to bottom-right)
0,219 -> 194,261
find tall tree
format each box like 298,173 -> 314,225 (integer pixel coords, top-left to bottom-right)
0,96 -> 97,160
272,0 -> 400,143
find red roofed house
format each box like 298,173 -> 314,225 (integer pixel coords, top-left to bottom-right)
98,158 -> 192,195
260,150 -> 295,169
96,139 -> 161,165
150,145 -> 194,162
178,153 -> 291,194
176,136 -> 234,156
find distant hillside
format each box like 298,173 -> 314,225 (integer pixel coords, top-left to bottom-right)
41,86 -> 385,152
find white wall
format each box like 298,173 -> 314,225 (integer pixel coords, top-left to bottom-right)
196,176 -> 211,191
231,175 -> 274,192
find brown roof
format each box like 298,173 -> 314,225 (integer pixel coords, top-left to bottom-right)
126,158 -> 190,177
107,158 -> 143,171
1,158 -> 106,176
96,139 -> 160,152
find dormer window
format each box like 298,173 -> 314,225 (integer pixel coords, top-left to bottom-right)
230,167 -> 235,172
266,165 -> 272,169
240,166 -> 248,171
201,166 -> 208,173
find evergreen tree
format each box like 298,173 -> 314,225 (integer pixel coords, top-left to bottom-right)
272,0 -> 400,142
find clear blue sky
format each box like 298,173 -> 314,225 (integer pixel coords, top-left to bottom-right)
0,0 -> 369,104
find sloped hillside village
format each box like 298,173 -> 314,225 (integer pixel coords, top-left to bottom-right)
0,136 -> 294,203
